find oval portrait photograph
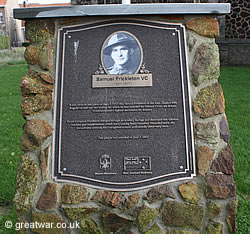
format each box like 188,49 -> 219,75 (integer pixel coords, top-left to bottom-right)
101,31 -> 143,75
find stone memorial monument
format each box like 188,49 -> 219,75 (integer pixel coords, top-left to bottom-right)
14,2 -> 237,233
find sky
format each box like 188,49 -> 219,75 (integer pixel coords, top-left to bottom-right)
18,0 -> 71,4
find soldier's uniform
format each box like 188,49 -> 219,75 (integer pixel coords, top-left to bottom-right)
107,61 -> 138,75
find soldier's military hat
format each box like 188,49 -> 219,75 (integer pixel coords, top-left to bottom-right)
103,33 -> 138,55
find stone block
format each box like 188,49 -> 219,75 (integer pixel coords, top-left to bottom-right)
32,213 -> 68,234
195,122 -> 218,144
187,31 -> 197,53
20,70 -> 53,96
178,182 -> 201,204
207,201 -> 222,220
161,201 -> 204,230
211,144 -> 235,175
61,184 -> 89,204
14,155 -> 38,212
144,184 -> 176,203
137,206 -> 158,232
193,83 -> 225,119
21,94 -> 52,117
40,147 -> 49,180
123,193 -> 140,210
206,222 -> 223,234
17,218 -> 29,234
24,40 -> 54,71
226,198 -> 238,233
191,42 -> 220,86
63,207 -> 99,220
168,230 -> 198,234
80,218 -> 103,234
40,73 -> 54,84
145,223 -> 163,234
205,174 -> 236,199
219,116 -> 230,143
25,20 -> 55,43
24,45 -> 41,65
186,17 -> 219,38
92,190 -> 122,208
103,212 -> 133,233
197,146 -> 214,176
39,40 -> 54,71
20,119 -> 52,152
36,183 -> 57,211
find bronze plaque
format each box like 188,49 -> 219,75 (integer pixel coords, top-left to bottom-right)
53,19 -> 195,190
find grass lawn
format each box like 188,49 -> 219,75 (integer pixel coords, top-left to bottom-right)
0,65 -> 249,233
219,67 -> 250,234
0,64 -> 27,233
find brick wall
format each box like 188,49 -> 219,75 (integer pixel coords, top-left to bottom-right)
225,0 -> 250,39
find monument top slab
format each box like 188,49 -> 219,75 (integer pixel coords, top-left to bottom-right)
14,3 -> 230,20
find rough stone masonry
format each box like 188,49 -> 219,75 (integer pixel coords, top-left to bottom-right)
15,15 -> 237,233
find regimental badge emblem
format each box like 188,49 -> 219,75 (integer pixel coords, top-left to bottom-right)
100,154 -> 112,170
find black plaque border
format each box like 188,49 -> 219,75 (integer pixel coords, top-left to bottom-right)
53,19 -> 196,191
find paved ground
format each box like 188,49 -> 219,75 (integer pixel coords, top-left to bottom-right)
0,47 -> 25,66
0,50 -> 8,53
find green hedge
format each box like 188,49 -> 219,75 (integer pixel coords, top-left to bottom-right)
0,34 -> 10,50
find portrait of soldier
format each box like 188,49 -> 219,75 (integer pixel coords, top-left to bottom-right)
102,32 -> 142,75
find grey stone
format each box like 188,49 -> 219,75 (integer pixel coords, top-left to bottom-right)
195,122 -> 218,144
191,42 -> 220,86
14,4 -> 231,20
211,145 -> 235,175
205,174 -> 236,199
144,184 -> 176,203
103,212 -> 133,233
219,116 -> 230,143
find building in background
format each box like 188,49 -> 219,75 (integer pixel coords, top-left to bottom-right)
217,0 -> 250,65
0,1 -> 71,47
0,0 -> 21,47
19,1 -> 71,43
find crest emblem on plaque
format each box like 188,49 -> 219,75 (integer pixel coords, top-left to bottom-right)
124,156 -> 151,171
100,154 -> 112,170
